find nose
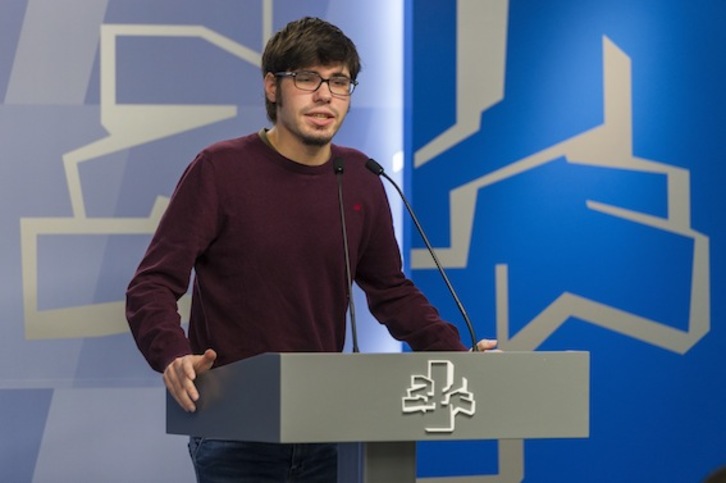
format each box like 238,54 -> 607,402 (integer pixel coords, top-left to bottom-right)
313,81 -> 333,101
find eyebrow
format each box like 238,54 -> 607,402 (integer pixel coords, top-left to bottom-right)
299,67 -> 351,78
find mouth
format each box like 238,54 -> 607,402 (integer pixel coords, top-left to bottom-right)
307,113 -> 334,124
305,111 -> 336,127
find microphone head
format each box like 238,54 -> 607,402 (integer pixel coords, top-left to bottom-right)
365,158 -> 384,175
333,157 -> 345,174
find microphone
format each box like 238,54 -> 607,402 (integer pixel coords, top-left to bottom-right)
364,158 -> 480,351
333,157 -> 360,353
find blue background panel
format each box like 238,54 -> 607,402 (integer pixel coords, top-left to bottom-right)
408,0 -> 726,481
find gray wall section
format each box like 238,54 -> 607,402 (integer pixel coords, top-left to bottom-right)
5,0 -> 108,105
0,389 -> 53,483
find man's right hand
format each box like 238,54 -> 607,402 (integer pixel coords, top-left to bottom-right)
163,349 -> 217,413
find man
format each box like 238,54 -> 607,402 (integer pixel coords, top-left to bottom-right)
126,16 -> 496,482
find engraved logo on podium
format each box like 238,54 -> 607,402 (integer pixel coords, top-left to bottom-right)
402,360 -> 476,433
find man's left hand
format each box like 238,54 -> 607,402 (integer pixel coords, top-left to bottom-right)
473,339 -> 498,351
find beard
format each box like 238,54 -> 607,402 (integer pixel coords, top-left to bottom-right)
278,114 -> 338,147
300,132 -> 334,147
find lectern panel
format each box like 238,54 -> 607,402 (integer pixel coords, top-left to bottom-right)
167,351 -> 589,444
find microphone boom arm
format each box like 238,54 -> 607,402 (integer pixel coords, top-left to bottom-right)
365,159 -> 480,351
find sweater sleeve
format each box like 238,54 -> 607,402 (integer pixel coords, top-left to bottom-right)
354,178 -> 468,352
125,153 -> 222,372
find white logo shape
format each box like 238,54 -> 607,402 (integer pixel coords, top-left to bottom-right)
402,360 -> 476,433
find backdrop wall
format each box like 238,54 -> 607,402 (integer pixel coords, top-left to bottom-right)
408,1 -> 726,481
0,1 -> 403,481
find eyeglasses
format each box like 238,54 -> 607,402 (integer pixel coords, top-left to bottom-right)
275,71 -> 358,96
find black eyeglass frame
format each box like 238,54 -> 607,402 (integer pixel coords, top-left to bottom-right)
274,71 -> 358,96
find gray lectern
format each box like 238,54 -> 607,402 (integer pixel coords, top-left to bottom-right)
167,351 -> 589,482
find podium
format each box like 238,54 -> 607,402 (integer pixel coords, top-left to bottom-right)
167,351 -> 589,482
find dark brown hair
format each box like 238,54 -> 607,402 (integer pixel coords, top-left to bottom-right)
262,17 -> 361,122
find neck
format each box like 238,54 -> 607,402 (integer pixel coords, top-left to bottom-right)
266,127 -> 331,166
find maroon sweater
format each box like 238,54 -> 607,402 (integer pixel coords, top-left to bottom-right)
126,132 -> 466,372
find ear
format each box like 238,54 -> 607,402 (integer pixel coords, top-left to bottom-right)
264,72 -> 278,103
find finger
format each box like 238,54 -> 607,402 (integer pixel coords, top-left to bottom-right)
476,339 -> 498,351
164,358 -> 199,412
163,364 -> 192,411
165,377 -> 195,412
173,388 -> 197,413
178,358 -> 201,403
163,361 -> 184,396
163,369 -> 188,411
195,349 -> 217,374
180,356 -> 198,382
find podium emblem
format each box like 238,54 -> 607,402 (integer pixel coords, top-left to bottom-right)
402,360 -> 476,433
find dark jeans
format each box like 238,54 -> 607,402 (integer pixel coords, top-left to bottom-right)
188,437 -> 338,482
